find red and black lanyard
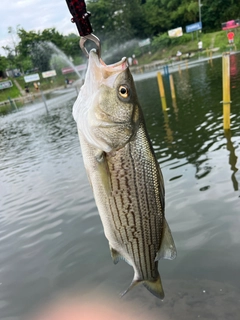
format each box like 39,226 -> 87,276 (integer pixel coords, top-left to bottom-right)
65,0 -> 100,57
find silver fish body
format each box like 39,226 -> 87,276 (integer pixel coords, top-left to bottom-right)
73,50 -> 177,299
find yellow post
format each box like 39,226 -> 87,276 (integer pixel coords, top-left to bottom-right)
222,53 -> 231,130
209,50 -> 212,62
172,98 -> 178,118
169,74 -> 176,99
178,64 -> 181,75
157,72 -> 165,99
185,60 -> 188,69
161,97 -> 167,111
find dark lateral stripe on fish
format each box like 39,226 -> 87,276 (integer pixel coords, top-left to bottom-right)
128,149 -> 152,280
111,150 -> 145,279
128,143 -> 151,280
131,126 -> 163,279
133,149 -> 155,279
108,169 -> 125,245
106,125 -> 164,281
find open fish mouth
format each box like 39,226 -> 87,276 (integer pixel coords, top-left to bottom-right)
89,49 -> 128,73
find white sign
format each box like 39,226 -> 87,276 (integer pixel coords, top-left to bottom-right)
0,80 -> 13,90
24,73 -> 40,83
168,27 -> 183,38
42,70 -> 57,78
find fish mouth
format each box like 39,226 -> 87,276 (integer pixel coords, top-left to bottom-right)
89,49 -> 128,72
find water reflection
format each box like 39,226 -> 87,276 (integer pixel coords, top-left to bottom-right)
162,110 -> 174,145
136,54 -> 240,190
224,129 -> 239,191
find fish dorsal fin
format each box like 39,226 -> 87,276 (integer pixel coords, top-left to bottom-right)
155,218 -> 177,261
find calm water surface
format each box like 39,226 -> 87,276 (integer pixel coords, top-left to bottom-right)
0,54 -> 240,320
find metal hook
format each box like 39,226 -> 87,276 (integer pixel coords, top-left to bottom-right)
80,34 -> 101,58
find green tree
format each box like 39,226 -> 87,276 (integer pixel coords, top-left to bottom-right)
142,0 -> 199,36
87,0 -> 147,47
201,0 -> 240,31
30,41 -> 54,72
41,28 -> 64,48
62,33 -> 83,60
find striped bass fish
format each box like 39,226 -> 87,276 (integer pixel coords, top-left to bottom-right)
72,50 -> 177,299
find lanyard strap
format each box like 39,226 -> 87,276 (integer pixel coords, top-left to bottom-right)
65,0 -> 92,36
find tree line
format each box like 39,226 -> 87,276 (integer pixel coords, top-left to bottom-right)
87,0 -> 239,45
0,0 -> 239,76
0,27 -> 82,77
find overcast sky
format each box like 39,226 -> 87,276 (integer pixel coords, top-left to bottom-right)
0,0 -> 79,56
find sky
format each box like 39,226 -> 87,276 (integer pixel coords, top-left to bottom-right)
0,0 -> 79,56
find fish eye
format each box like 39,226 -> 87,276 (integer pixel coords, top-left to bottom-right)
118,85 -> 129,98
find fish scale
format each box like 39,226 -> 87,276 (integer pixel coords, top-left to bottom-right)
106,122 -> 163,281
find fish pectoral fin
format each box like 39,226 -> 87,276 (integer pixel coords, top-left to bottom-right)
143,273 -> 165,300
155,218 -> 177,261
95,150 -> 111,196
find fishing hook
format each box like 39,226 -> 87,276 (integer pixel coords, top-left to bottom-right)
65,0 -> 101,58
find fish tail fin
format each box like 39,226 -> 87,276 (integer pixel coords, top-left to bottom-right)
143,273 -> 165,300
120,273 -> 164,300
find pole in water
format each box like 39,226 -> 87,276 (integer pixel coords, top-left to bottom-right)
157,72 -> 165,99
169,74 -> 176,99
209,50 -> 212,62
161,97 -> 167,111
221,53 -> 231,130
178,64 -> 181,75
40,88 -> 49,113
8,97 -> 15,109
163,65 -> 169,76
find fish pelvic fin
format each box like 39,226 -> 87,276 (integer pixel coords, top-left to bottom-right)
143,273 -> 165,300
120,273 -> 164,300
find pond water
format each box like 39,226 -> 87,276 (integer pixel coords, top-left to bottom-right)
0,53 -> 240,320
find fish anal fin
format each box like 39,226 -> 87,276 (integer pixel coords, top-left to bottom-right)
120,279 -> 141,298
110,246 -> 122,265
155,218 -> 177,261
109,245 -> 133,266
143,273 -> 165,300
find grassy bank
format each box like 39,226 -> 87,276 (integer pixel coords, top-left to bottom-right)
0,73 -> 79,107
137,29 -> 240,64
